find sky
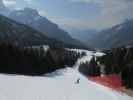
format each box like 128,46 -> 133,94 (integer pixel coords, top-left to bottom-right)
2,0 -> 133,30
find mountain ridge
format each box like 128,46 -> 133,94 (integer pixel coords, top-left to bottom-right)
90,19 -> 133,49
0,14 -> 66,47
8,8 -> 84,47
0,14 -> 88,49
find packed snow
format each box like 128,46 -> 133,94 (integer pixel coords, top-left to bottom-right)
0,49 -> 132,100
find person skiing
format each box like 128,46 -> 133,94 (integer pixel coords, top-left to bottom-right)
75,78 -> 80,84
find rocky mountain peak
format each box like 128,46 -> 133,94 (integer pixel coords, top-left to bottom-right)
0,0 -> 9,15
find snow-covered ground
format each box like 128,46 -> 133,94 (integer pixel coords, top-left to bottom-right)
0,49 -> 132,100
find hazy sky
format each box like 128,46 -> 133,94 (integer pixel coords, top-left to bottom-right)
3,0 -> 133,30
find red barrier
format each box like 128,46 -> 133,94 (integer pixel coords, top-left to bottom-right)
89,74 -> 122,91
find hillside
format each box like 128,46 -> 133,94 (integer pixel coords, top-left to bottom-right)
9,8 -> 84,47
0,49 -> 132,100
66,27 -> 97,45
90,19 -> 133,49
0,14 -> 87,48
0,14 -> 66,46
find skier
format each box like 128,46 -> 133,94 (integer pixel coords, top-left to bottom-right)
75,78 -> 80,84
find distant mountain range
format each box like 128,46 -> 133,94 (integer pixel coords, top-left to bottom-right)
1,0 -> 133,49
8,8 -> 84,48
0,14 -> 89,49
68,19 -> 133,49
66,27 -> 98,46
0,0 -> 87,48
0,14 -> 64,46
90,19 -> 133,49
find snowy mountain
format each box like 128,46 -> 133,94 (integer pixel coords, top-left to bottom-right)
9,8 -> 84,48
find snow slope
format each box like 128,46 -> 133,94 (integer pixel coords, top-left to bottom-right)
0,50 -> 132,100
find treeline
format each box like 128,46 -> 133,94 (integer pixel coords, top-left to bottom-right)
0,42 -> 82,76
79,57 -> 100,76
79,47 -> 133,90
97,47 -> 133,89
